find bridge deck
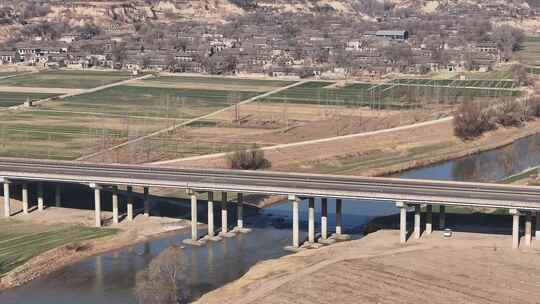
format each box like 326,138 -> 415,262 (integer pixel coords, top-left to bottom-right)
0,158 -> 538,210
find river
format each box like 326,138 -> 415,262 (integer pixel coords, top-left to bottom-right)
2,133 -> 540,304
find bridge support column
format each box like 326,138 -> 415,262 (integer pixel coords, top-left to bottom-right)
332,198 -> 350,241
396,201 -> 407,244
55,184 -> 61,207
426,205 -> 433,235
308,198 -> 315,244
536,212 -> 540,240
112,186 -> 119,225
318,198 -> 333,244
510,209 -> 520,249
143,187 -> 150,217
335,198 -> 342,236
126,186 -> 133,221
208,192 -> 214,237
183,190 -> 204,246
219,192 -> 234,238
237,193 -> 243,229
91,184 -> 102,228
205,192 -> 221,241
439,205 -> 446,230
525,213 -> 532,248
234,193 -> 250,234
285,194 -> 300,250
414,204 -> 421,239
3,180 -> 10,218
22,183 -> 29,215
37,182 -> 44,211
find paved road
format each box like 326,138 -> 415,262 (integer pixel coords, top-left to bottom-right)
0,158 -> 539,210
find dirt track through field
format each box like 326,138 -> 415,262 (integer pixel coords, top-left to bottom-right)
0,86 -> 84,94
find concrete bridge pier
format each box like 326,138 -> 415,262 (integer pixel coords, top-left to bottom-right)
510,209 -> 520,249
536,212 -> 540,241
439,205 -> 446,230
55,184 -> 61,207
22,183 -> 29,215
234,193 -> 251,234
285,194 -> 300,251
219,192 -> 235,238
426,205 -> 433,235
143,187 -> 150,217
414,204 -> 421,239
396,201 -> 407,244
525,213 -> 532,248
204,192 -> 222,241
3,179 -> 10,218
332,199 -> 350,241
126,186 -> 133,221
37,182 -> 44,211
318,198 -> 334,244
308,197 -> 315,244
90,183 -> 102,228
183,190 -> 205,246
112,186 -> 119,225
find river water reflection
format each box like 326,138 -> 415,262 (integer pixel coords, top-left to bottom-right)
2,134 -> 540,303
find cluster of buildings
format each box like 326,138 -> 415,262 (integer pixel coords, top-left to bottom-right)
0,6 -> 527,78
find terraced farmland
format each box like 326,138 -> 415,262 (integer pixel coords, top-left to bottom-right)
0,92 -> 59,107
0,70 -> 134,89
0,219 -> 117,277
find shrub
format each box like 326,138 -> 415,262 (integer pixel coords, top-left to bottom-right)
453,101 -> 496,139
495,99 -> 526,127
527,96 -> 540,118
227,146 -> 271,170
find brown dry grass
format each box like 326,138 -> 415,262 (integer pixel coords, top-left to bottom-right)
196,230 -> 540,304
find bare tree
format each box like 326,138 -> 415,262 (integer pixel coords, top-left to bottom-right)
135,246 -> 189,304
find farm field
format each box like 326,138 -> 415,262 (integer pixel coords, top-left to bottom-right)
58,85 -> 260,119
0,109 -> 172,159
391,78 -> 517,88
0,70 -> 134,89
0,219 -> 117,277
0,92 -> 59,107
0,75 -> 295,160
260,80 -> 519,109
131,75 -> 293,92
518,36 -> 540,67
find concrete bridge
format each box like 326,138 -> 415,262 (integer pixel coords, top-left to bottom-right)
0,157 -> 539,249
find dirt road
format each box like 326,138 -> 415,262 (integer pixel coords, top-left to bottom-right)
196,230 -> 540,304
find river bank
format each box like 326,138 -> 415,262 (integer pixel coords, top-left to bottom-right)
0,199 -> 193,291
195,229 -> 540,304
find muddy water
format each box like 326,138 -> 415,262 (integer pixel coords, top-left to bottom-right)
2,133 -> 540,304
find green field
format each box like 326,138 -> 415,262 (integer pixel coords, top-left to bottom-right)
261,80 -> 519,109
141,76 -> 293,92
392,78 -> 517,88
0,219 -> 117,276
0,109 -> 172,159
0,70 -> 134,89
517,37 -> 540,67
0,92 -> 59,107
58,85 -> 259,119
